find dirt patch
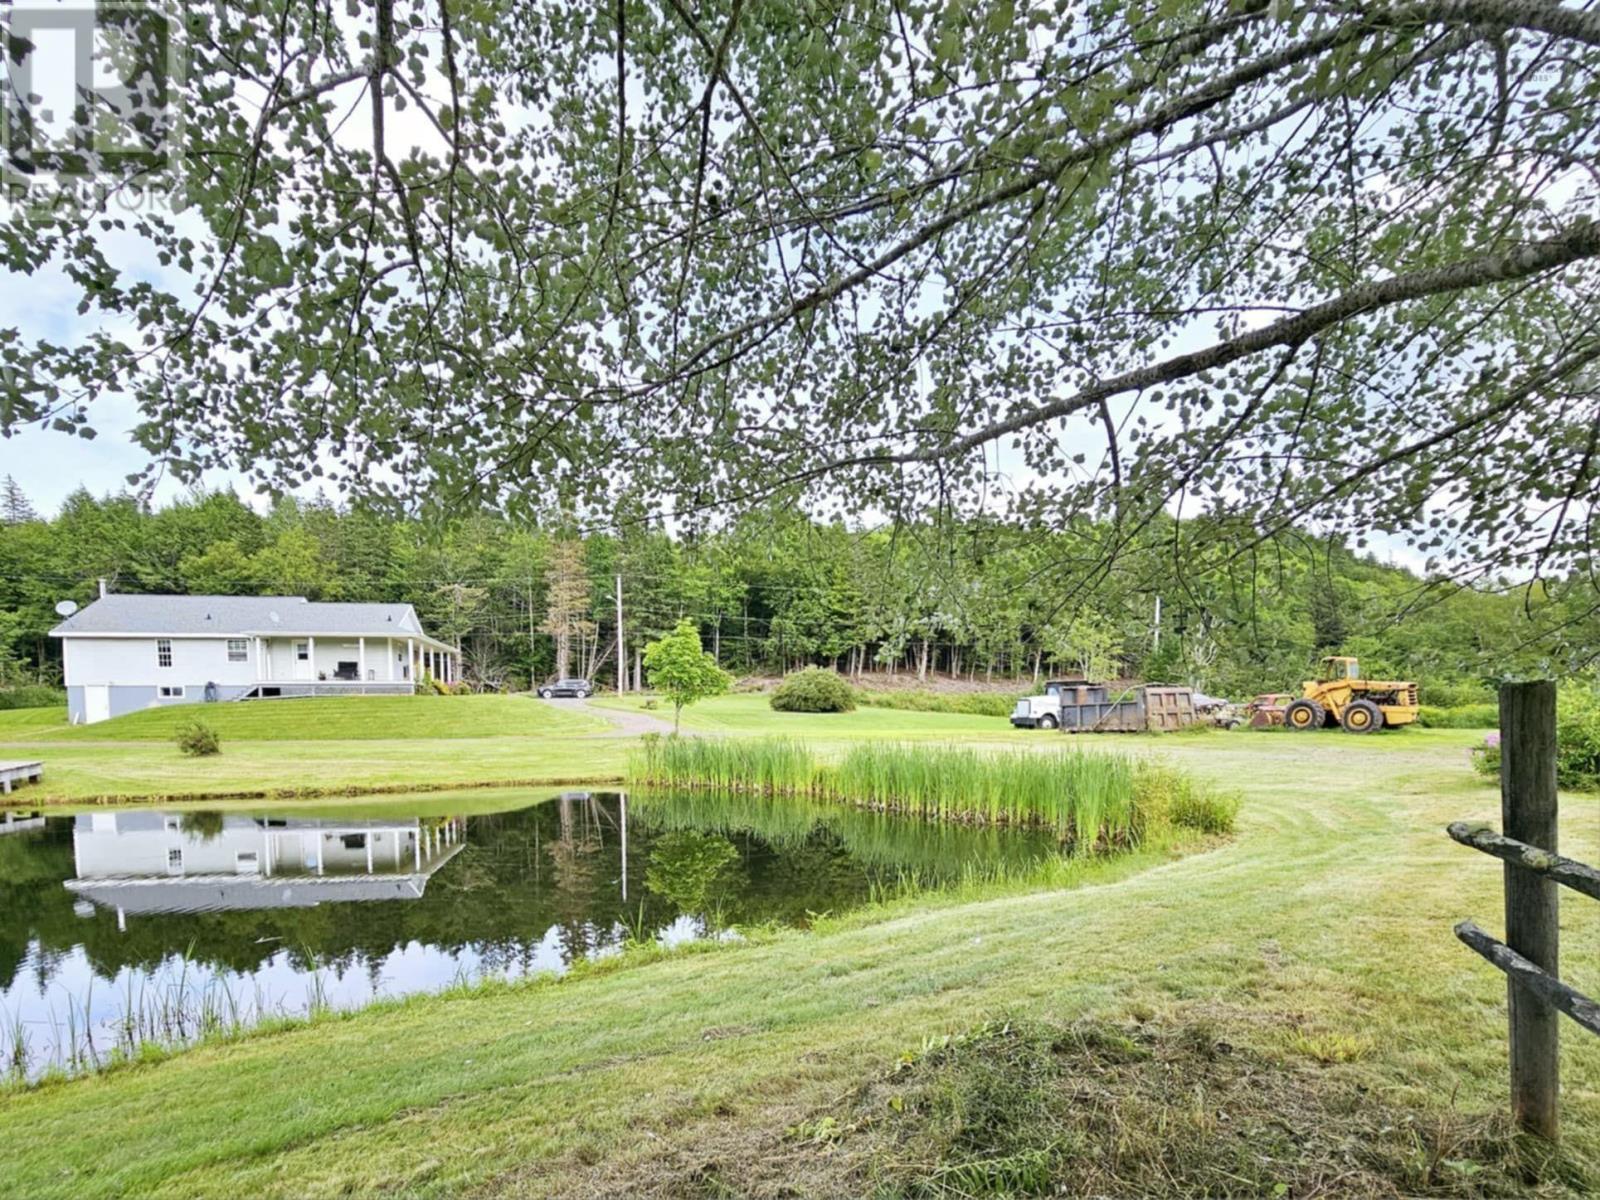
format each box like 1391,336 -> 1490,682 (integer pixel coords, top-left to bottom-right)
534,1015 -> 1592,1199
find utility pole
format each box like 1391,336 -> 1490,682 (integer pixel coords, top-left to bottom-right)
615,573 -> 625,694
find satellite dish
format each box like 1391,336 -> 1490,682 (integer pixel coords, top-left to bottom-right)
54,600 -> 79,617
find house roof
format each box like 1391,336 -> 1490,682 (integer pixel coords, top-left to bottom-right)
49,593 -> 442,643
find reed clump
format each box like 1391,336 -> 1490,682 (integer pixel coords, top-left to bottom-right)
628,737 -> 1237,852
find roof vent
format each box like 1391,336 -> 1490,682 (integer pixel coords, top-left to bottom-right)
269,611 -> 281,623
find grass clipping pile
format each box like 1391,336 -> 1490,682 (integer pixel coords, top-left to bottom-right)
583,1017 -> 1584,1199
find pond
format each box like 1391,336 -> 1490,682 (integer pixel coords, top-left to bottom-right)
0,791 -> 1058,1080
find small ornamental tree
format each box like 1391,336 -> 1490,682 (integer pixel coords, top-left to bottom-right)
644,619 -> 730,733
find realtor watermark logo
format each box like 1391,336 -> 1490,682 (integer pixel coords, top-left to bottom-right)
2,2 -> 186,214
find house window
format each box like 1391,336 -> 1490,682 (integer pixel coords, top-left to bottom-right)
227,639 -> 248,662
296,641 -> 310,661
156,638 -> 173,668
158,685 -> 186,699
167,847 -> 183,873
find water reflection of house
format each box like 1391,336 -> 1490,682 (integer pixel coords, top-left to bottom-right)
64,811 -> 465,922
1,811 -> 45,835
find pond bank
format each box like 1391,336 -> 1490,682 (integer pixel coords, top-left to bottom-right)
8,730 -> 1594,1198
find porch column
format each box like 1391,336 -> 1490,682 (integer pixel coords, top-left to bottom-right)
308,635 -> 316,681
407,638 -> 415,682
358,636 -> 367,683
255,637 -> 263,682
387,637 -> 394,682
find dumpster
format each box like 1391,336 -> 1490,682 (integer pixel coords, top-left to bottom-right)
1054,682 -> 1198,732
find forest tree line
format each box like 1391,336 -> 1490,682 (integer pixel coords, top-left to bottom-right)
1,479 -> 1595,704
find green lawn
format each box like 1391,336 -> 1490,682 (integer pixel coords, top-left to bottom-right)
594,691 -> 1038,739
3,726 -> 1596,1197
1,694 -> 602,742
0,706 -> 68,735
0,696 -> 618,802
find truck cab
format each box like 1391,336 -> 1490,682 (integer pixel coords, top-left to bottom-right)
1009,680 -> 1083,729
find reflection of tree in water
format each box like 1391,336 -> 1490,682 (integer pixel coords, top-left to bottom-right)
182,811 -> 226,842
644,831 -> 744,922
546,794 -> 612,960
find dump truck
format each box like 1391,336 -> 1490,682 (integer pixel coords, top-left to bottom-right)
1283,656 -> 1419,733
1011,680 -> 1199,732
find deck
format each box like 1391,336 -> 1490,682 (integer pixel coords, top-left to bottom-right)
0,760 -> 43,794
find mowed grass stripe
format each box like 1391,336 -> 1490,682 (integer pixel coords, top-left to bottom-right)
3,694 -> 602,742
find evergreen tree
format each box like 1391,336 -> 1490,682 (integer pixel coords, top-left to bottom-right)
0,476 -> 38,525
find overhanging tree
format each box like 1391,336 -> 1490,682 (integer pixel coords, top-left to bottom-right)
3,1 -> 1599,596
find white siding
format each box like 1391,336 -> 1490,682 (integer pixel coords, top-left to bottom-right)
63,636 -> 259,687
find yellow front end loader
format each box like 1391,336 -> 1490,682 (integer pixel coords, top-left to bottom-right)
1284,656 -> 1419,734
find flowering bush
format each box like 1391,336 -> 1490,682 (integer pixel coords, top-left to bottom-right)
1469,687 -> 1600,792
1470,731 -> 1500,781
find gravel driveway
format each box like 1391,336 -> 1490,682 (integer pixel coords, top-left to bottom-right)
533,695 -> 678,737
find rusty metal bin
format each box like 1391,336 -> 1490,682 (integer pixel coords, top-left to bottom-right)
1057,683 -> 1198,732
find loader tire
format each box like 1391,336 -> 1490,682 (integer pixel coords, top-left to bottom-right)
1341,699 -> 1383,733
1285,699 -> 1324,731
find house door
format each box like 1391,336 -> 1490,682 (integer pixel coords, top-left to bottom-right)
84,685 -> 110,725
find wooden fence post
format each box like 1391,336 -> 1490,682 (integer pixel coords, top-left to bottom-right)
1499,680 -> 1560,1140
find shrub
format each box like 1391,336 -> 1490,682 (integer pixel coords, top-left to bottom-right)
1469,684 -> 1600,791
770,667 -> 857,713
0,684 -> 66,710
856,689 -> 1018,717
1471,732 -> 1500,781
1421,680 -> 1497,708
1556,682 -> 1600,790
1418,703 -> 1499,728
1133,763 -> 1239,835
175,719 -> 221,757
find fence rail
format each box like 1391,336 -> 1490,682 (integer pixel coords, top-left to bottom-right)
1447,822 -> 1600,902
1454,921 -> 1600,1037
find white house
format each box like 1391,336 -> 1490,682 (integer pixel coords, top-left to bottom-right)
50,593 -> 461,724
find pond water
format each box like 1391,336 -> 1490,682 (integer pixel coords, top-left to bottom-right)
0,792 -> 1057,1079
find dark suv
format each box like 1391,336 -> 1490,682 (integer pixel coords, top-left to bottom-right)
538,678 -> 593,699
